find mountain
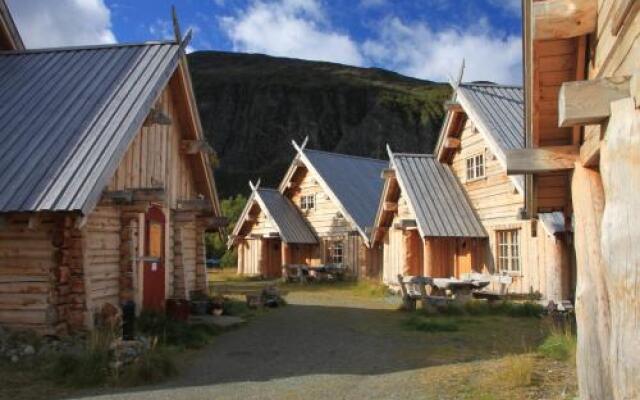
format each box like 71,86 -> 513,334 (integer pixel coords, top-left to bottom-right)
187,51 -> 451,198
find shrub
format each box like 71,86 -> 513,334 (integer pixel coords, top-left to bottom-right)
404,316 -> 459,332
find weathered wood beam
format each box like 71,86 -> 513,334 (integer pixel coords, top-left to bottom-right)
580,128 -> 601,167
180,140 -> 214,155
631,73 -> 640,109
558,76 -> 632,127
383,201 -> 398,212
611,0 -> 638,35
393,219 -> 417,230
381,168 -> 395,180
176,198 -> 212,212
533,0 -> 596,40
103,188 -> 166,204
444,137 -> 461,149
444,100 -> 462,112
27,215 -> 40,230
505,145 -> 579,174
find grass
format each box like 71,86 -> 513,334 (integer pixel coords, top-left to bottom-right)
426,300 -> 545,318
538,326 -> 577,363
281,279 -> 391,299
137,311 -> 223,349
403,315 -> 459,332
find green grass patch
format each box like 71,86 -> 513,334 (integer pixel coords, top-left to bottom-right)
404,315 -> 459,332
137,311 -> 223,349
427,300 -> 544,318
119,346 -> 177,386
538,328 -> 576,362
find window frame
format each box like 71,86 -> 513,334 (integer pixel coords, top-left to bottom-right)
465,153 -> 486,181
328,240 -> 343,264
300,194 -> 315,211
496,229 -> 520,274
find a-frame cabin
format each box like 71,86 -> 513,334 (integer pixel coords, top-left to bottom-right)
434,81 -> 574,301
229,141 -> 386,279
0,6 -> 223,334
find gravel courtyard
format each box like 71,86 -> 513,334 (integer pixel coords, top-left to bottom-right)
78,286 -> 575,400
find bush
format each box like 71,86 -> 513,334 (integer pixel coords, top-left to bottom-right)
538,328 -> 577,362
404,316 -> 459,332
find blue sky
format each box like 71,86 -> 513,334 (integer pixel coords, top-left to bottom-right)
7,0 -> 523,84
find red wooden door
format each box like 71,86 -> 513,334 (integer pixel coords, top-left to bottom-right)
143,206 -> 166,311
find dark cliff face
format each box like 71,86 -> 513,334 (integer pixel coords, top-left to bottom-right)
187,51 -> 451,198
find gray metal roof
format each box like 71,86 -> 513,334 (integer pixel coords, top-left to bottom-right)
302,149 -> 388,238
457,83 -> 524,152
255,188 -> 317,244
0,41 -> 184,214
392,153 -> 486,238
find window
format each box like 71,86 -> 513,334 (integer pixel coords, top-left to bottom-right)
466,153 -> 485,181
497,230 -> 520,273
300,194 -> 315,210
328,241 -> 343,264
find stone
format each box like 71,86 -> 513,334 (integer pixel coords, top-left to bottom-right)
23,345 -> 35,356
10,355 -> 18,363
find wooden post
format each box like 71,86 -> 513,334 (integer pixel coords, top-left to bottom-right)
544,235 -> 564,302
281,242 -> 291,273
599,98 -> 640,399
572,163 -> 612,400
403,230 -> 418,276
237,240 -> 245,275
423,238 -> 434,277
259,239 -> 268,277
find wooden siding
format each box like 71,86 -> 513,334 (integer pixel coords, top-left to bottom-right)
107,85 -> 199,207
0,215 -> 56,333
83,205 -> 121,324
450,118 -> 523,225
174,220 -> 197,299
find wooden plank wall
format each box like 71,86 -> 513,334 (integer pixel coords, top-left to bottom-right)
173,221 -> 197,299
83,205 -> 121,322
106,85 -> 199,208
0,215 -> 57,333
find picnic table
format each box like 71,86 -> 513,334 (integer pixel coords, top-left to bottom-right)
283,263 -> 347,283
397,274 -> 491,310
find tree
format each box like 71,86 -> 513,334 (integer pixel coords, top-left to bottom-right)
206,194 -> 247,267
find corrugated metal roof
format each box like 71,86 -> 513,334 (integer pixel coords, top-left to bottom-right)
254,188 -> 317,244
0,42 -> 183,214
457,83 -> 524,152
302,149 -> 388,239
392,153 -> 486,238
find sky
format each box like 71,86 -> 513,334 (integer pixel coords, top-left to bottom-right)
6,0 -> 523,84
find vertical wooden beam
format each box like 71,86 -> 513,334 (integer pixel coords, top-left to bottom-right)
423,237 -> 434,277
403,230 -> 417,276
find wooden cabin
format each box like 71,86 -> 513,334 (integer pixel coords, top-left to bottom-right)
371,150 -> 487,288
433,82 -> 573,301
229,141 -> 385,279
0,15 -> 223,334
508,1 -> 640,398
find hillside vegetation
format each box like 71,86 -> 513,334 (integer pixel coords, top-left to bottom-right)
188,51 -> 451,197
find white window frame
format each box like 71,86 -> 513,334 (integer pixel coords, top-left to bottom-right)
465,153 -> 485,181
300,194 -> 315,211
328,240 -> 343,264
496,229 -> 520,273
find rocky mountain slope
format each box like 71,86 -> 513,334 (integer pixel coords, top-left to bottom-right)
187,51 -> 451,198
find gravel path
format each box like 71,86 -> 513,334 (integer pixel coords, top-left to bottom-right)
82,292 -> 441,400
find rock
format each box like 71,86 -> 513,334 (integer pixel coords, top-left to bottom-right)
22,345 -> 35,356
10,355 -> 18,363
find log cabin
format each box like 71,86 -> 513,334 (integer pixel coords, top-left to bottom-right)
0,6 -> 223,334
507,1 -> 640,398
429,81 -> 573,301
371,148 -> 487,288
229,141 -> 386,279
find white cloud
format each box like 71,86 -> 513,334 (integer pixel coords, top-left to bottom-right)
220,0 -> 363,66
7,0 -> 116,48
148,19 -> 174,40
362,17 -> 522,85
